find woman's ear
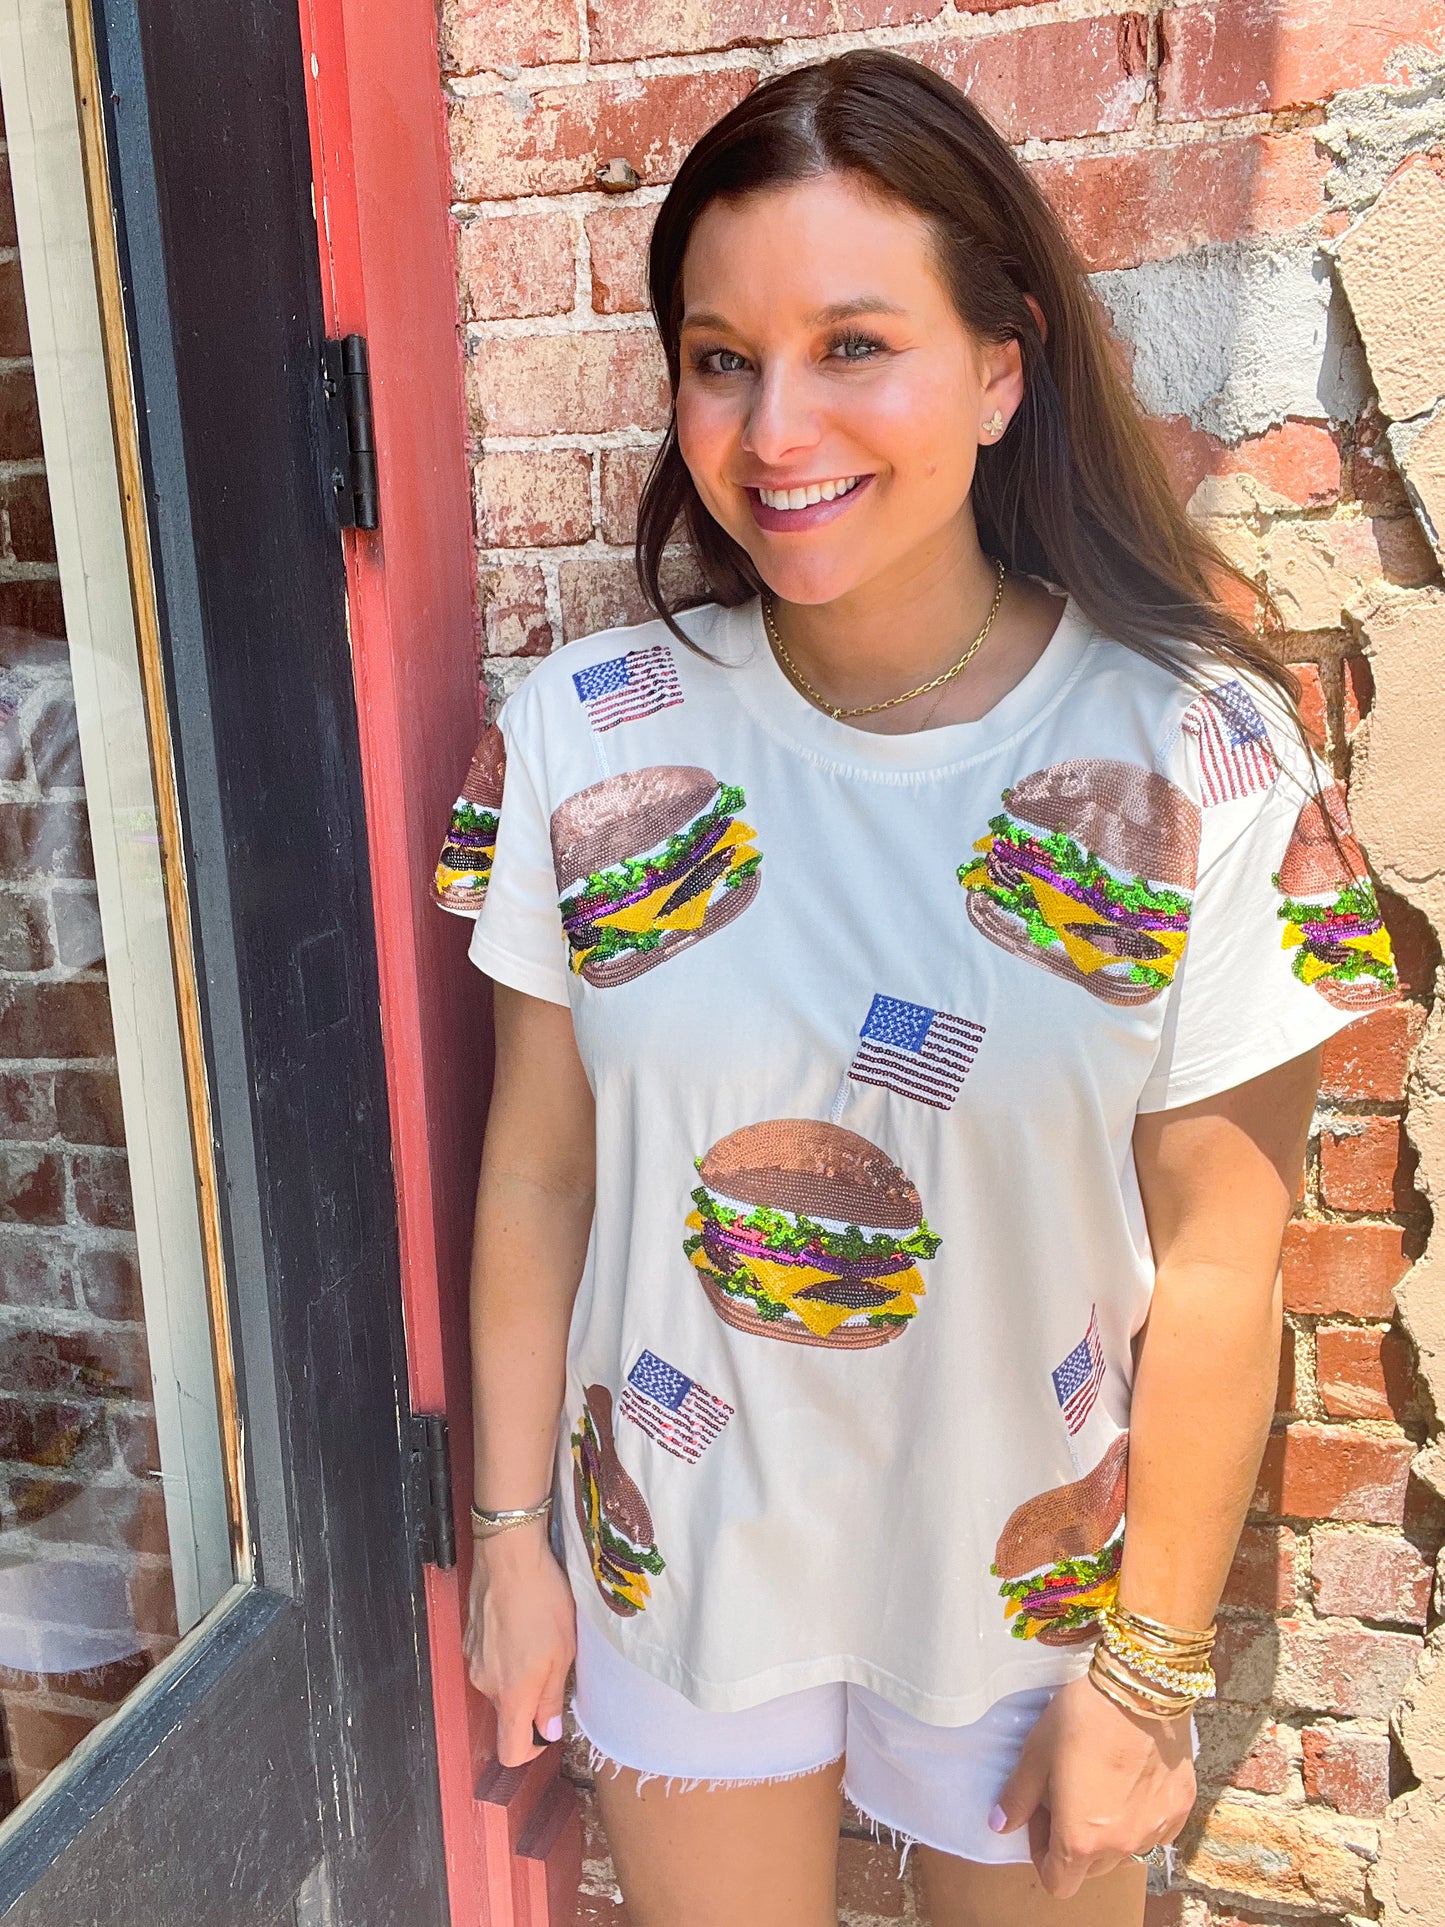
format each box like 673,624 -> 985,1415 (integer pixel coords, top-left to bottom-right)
1024,293 -> 1048,344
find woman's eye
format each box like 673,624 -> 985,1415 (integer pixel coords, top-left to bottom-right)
829,332 -> 886,363
695,347 -> 750,376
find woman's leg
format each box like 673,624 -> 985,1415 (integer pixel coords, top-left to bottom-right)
915,1847 -> 1147,1926
594,1759 -> 845,1927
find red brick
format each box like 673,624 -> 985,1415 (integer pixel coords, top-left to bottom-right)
1158,0 -> 1445,121
30,697 -> 83,790
1157,417 -> 1342,511
1301,1725 -> 1390,1816
836,1830 -> 906,1917
599,446 -> 660,547
127,1558 -> 179,1640
1348,408 -> 1411,516
0,579 -> 64,637
441,0 -> 580,73
1282,1220 -> 1411,1318
591,0 -> 931,61
1289,662 -> 1327,750
72,1150 -> 135,1231
475,449 -> 593,549
457,212 -> 576,323
477,332 -> 668,438
0,257 -> 30,359
1254,1425 -> 1413,1525
1276,1327 -> 1297,1415
1376,510 -> 1440,589
1319,1117 -> 1417,1215
2,1703 -> 97,1775
0,801 -> 92,878
1320,1002 -> 1425,1102
0,1147 -> 64,1225
1311,1527 -> 1432,1626
559,552 -> 705,644
1196,1702 -> 1295,1795
53,1069 -> 125,1148
113,1409 -> 161,1479
78,1246 -> 144,1322
0,1071 -> 53,1139
0,981 -> 115,1059
1032,131 -> 1329,273
450,71 -> 757,202
1277,1619 -> 1421,1718
0,894 -> 52,971
480,563 -> 552,659
586,205 -> 654,316
0,370 -> 43,461
1316,1325 -> 1417,1422
3,473 -> 55,564
1343,653 -> 1373,734
1222,1523 -> 1298,1613
919,15 -> 1148,143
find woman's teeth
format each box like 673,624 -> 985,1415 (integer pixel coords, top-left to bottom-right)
756,476 -> 862,510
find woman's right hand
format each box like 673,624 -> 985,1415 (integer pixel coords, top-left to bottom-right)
464,1523 -> 577,1768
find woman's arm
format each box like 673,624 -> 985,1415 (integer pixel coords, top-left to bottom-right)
994,1047 -> 1320,1897
463,983 -> 596,1768
1121,1045 -> 1319,1628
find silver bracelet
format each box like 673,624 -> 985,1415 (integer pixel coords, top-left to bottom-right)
471,1495 -> 553,1539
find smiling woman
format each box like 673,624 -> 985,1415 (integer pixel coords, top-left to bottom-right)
447,48 -> 1397,1927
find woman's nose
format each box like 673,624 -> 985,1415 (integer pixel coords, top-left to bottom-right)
741,364 -> 820,468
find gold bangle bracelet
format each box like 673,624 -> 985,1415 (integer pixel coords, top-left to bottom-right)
1088,1659 -> 1195,1724
1109,1603 -> 1216,1650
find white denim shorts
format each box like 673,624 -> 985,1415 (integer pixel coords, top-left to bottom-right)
572,1613 -> 1054,1866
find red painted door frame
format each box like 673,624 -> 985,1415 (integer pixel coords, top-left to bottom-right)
294,3 -> 582,1921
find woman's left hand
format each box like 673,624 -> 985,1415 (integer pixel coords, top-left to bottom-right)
989,1672 -> 1196,1898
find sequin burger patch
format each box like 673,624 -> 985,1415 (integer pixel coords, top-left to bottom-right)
685,1119 -> 940,1349
960,760 -> 1201,1005
571,1384 -> 665,1617
992,1433 -> 1128,1644
1275,785 -> 1397,1011
551,766 -> 761,987
434,723 -> 506,916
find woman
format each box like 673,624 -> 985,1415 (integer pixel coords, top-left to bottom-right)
439,52 -> 1398,1927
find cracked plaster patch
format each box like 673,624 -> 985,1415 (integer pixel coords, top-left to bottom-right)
1094,240 -> 1367,442
1334,160 -> 1445,424
1347,588 -> 1445,1922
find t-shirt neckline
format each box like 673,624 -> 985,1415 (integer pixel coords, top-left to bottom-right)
718,593 -> 1096,777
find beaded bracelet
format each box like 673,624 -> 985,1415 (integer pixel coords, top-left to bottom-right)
1098,1615 -> 1217,1699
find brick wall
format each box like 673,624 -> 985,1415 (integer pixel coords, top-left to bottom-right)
439,5 -> 1445,1921
0,100 -> 177,1814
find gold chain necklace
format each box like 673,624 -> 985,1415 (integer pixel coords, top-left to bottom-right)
762,559 -> 1007,721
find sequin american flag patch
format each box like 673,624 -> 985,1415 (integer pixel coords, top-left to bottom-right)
621,1351 -> 733,1464
847,994 -> 985,1112
1052,1308 -> 1105,1435
1181,680 -> 1277,806
572,646 -> 683,733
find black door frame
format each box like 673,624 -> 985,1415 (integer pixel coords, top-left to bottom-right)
0,1 -> 448,1919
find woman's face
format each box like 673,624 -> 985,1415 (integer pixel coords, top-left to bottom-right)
675,171 -> 1021,607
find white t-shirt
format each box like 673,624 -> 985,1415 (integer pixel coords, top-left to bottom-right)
439,597 -> 1397,1724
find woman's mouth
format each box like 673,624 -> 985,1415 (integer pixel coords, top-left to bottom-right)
746,473 -> 873,532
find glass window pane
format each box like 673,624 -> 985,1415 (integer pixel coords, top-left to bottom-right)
0,0 -> 238,1817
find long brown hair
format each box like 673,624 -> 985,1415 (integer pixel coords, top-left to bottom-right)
636,49 -> 1295,714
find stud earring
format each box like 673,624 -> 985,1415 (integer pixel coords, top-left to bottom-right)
983,410 -> 1005,439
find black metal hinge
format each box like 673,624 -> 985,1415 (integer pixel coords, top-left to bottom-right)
321,333 -> 379,531
406,1412 -> 456,1570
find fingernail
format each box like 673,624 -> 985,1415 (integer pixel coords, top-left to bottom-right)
543,1715 -> 564,1743
987,1804 -> 1008,1834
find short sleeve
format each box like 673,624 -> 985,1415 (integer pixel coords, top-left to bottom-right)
434,702 -> 572,1008
1138,703 -> 1399,1113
